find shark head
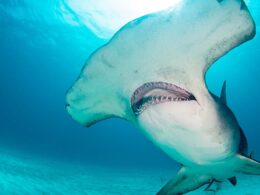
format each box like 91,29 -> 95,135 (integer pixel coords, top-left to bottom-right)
66,0 -> 255,130
66,1 -> 258,193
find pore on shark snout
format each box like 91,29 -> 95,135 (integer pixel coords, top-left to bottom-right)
66,0 -> 259,194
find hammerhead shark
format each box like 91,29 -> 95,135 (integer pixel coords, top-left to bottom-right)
66,0 -> 259,194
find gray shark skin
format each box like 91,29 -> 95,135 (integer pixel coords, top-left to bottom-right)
66,0 -> 260,194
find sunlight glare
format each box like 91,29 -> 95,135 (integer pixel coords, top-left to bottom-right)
66,0 -> 182,39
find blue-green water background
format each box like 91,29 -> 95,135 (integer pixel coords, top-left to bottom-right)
0,0 -> 260,194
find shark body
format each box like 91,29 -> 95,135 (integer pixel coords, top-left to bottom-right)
66,0 -> 260,194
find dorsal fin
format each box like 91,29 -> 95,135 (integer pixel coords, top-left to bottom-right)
220,81 -> 227,105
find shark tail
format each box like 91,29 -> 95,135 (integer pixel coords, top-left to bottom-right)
157,167 -> 212,195
236,155 -> 260,175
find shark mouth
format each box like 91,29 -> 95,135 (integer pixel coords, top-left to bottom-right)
131,82 -> 196,116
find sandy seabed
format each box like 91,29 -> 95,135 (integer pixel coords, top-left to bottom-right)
0,152 -> 259,195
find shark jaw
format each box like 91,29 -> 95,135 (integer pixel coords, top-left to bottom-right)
131,82 -> 197,116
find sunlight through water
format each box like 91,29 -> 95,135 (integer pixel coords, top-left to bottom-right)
65,0 -> 182,38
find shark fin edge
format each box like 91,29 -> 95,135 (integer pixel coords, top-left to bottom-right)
157,167 -> 212,195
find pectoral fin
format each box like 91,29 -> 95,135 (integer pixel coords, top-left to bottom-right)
236,155 -> 260,175
157,167 -> 212,195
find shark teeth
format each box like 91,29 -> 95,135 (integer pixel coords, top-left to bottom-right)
131,82 -> 196,116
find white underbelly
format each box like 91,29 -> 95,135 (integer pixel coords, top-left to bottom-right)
135,101 -> 237,165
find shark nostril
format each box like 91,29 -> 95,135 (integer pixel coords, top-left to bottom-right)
65,103 -> 70,108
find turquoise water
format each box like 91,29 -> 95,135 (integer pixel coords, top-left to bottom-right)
0,0 -> 260,194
